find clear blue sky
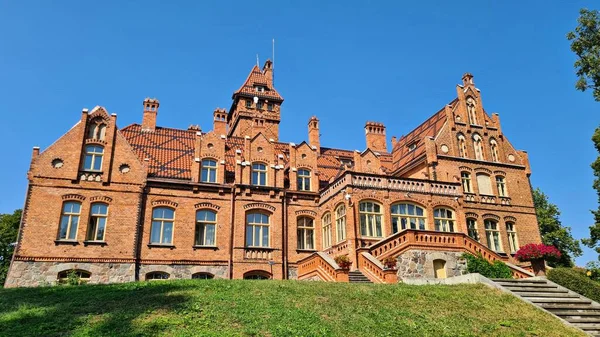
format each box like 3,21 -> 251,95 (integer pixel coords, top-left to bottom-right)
1,1 -> 598,265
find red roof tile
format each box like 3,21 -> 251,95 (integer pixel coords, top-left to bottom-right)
233,65 -> 283,101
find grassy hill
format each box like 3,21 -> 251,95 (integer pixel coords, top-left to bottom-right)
0,279 -> 585,337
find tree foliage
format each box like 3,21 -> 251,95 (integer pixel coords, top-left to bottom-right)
567,8 -> 600,101
582,127 -> 600,256
0,209 -> 21,286
533,188 -> 581,267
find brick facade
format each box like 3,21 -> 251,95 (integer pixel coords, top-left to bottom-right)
5,63 -> 541,287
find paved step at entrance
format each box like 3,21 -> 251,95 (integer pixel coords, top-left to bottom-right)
348,270 -> 372,283
493,278 -> 600,336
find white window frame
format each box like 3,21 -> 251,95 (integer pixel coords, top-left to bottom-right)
391,203 -> 426,232
83,145 -> 104,171
433,208 -> 455,232
58,201 -> 81,241
506,222 -> 519,253
335,204 -> 347,243
201,159 -> 218,183
195,210 -> 217,246
461,172 -> 472,193
496,176 -> 508,197
297,217 -> 315,250
150,207 -> 175,245
246,212 -> 270,247
87,203 -> 108,241
251,163 -> 268,186
473,134 -> 484,161
322,213 -> 332,249
297,169 -> 311,191
359,201 -> 383,237
484,219 -> 503,252
466,218 -> 479,241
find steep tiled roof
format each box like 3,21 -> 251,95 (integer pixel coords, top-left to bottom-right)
233,65 -> 283,101
392,104 -> 450,169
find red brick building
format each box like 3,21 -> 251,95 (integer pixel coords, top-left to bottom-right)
5,62 -> 539,287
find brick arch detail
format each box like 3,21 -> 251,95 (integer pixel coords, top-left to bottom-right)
194,202 -> 221,210
62,194 -> 85,201
474,167 -> 493,175
295,210 -> 317,217
151,200 -> 178,208
482,213 -> 500,221
90,196 -> 113,203
458,166 -> 472,172
244,203 -> 276,212
465,212 -> 479,219
493,170 -> 507,177
504,216 -> 517,222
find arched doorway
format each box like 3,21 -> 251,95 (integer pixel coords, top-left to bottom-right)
433,259 -> 447,279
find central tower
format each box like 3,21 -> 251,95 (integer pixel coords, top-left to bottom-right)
227,60 -> 284,141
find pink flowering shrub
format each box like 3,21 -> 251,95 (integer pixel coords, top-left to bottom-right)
515,243 -> 561,262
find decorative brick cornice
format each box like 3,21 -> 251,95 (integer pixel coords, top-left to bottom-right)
194,202 -> 221,210
14,255 -> 135,263
504,216 -> 517,222
482,213 -> 500,221
151,199 -> 178,208
465,212 -> 479,219
62,194 -> 85,201
458,166 -> 472,172
295,210 -> 317,217
493,170 -> 506,177
90,196 -> 113,203
474,167 -> 492,175
244,203 -> 276,212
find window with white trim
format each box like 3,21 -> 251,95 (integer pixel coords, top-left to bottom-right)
457,134 -> 467,158
83,145 -> 104,171
391,203 -> 426,232
297,169 -> 311,191
496,176 -> 507,197
201,159 -> 218,183
146,271 -> 170,280
150,207 -> 175,245
359,201 -> 383,237
322,213 -> 332,249
297,217 -> 315,250
433,208 -> 455,232
195,210 -> 216,246
473,134 -> 484,161
461,172 -> 472,193
466,218 -> 479,241
485,219 -> 502,252
87,203 -> 108,241
192,272 -> 214,280
335,204 -> 346,242
506,222 -> 519,253
246,212 -> 269,247
58,270 -> 91,284
252,163 -> 267,186
58,201 -> 81,240
490,138 -> 499,162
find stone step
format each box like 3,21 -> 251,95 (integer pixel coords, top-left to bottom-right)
541,303 -> 600,311
572,323 -> 600,330
552,311 -> 600,317
528,298 -> 592,304
500,284 -> 560,290
515,292 -> 578,298
567,318 -> 600,324
508,287 -> 566,293
492,278 -> 547,284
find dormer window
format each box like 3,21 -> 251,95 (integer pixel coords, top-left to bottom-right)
408,143 -> 417,152
255,86 -> 265,92
339,158 -> 353,167
267,103 -> 274,111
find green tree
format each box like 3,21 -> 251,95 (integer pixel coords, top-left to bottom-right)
568,9 -> 600,257
567,8 -> 600,101
0,209 -> 22,286
533,188 -> 582,267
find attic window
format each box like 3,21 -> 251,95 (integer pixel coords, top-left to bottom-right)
255,86 -> 265,92
408,143 -> 417,152
340,158 -> 353,167
245,100 -> 252,108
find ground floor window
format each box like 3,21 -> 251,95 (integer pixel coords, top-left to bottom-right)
243,271 -> 271,280
192,272 -> 214,280
146,271 -> 170,280
485,220 -> 503,252
57,269 -> 91,284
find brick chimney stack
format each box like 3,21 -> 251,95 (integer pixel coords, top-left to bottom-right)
213,108 -> 227,136
365,121 -> 387,153
308,116 -> 320,152
142,98 -> 160,132
263,59 -> 273,86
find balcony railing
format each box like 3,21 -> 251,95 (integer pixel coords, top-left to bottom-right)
297,252 -> 349,282
243,247 -> 273,260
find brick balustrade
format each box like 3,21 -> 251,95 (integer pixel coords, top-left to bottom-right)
297,252 -> 349,282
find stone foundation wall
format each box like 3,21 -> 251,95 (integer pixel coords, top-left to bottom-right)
5,261 -> 135,288
138,264 -> 228,280
287,267 -> 298,280
396,250 -> 467,281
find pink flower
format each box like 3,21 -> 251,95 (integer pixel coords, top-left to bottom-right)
515,243 -> 561,262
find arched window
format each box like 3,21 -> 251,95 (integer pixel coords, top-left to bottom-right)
201,159 -> 218,183
391,203 -> 426,232
146,271 -> 170,280
433,208 -> 455,232
496,176 -> 507,197
251,163 -> 267,186
335,204 -> 347,242
506,222 -> 519,253
476,173 -> 493,195
58,269 -> 91,284
150,207 -> 175,245
192,272 -> 214,280
83,145 -> 104,171
58,201 -> 81,240
466,218 -> 479,241
461,172 -> 472,193
457,134 -> 467,158
246,212 -> 269,247
297,217 -> 315,250
466,97 -> 478,125
243,271 -> 271,280
472,134 -> 484,161
87,203 -> 108,241
359,201 -> 383,237
195,210 -> 216,246
484,219 -> 502,252
490,138 -> 499,162
297,169 -> 311,191
87,122 -> 107,141
322,213 -> 332,249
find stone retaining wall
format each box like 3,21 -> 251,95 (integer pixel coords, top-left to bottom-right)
396,250 -> 467,281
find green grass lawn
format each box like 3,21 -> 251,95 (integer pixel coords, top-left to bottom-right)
0,279 -> 585,337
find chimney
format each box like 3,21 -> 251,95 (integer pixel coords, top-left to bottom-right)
365,121 -> 387,153
263,59 -> 273,86
213,108 -> 227,136
462,73 -> 474,87
308,116 -> 320,152
142,98 -> 159,132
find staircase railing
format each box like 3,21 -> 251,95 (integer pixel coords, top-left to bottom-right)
358,252 -> 398,284
297,252 -> 349,282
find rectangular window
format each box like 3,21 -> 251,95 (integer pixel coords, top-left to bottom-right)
297,169 -> 311,191
297,217 -> 315,250
201,159 -> 218,183
83,145 -> 104,171
496,176 -> 507,197
267,103 -> 274,111
461,172 -> 472,193
485,220 -> 502,252
87,203 -> 108,241
322,214 -> 332,249
252,163 -> 267,186
257,101 -> 264,110
476,173 -> 493,195
506,222 -> 519,253
466,218 -> 479,241
359,202 -> 383,237
336,205 -> 346,242
245,100 -> 251,108
246,213 -> 269,247
150,208 -> 175,245
58,202 -> 81,240
195,210 -> 217,246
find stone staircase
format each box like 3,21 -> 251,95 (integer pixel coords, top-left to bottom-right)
348,270 -> 372,283
493,278 -> 600,336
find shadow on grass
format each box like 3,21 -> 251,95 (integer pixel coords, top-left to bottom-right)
0,281 -> 195,337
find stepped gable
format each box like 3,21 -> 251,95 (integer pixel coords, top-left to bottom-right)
392,104 -> 450,169
233,64 -> 283,101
